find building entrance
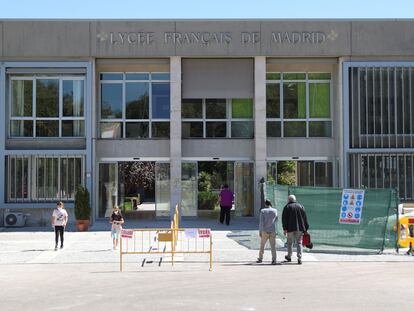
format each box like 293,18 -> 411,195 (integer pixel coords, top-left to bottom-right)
98,161 -> 170,219
181,161 -> 254,217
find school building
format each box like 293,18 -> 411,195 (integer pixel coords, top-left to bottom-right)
0,19 -> 413,225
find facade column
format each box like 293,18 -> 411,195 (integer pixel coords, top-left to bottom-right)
170,57 -> 182,218
0,64 -> 5,208
254,56 -> 267,217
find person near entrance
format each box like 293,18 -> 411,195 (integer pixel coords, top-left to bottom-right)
51,201 -> 68,251
282,195 -> 309,265
257,200 -> 278,265
219,184 -> 234,225
110,206 -> 124,250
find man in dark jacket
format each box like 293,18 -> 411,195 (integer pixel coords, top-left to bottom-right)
282,194 -> 309,264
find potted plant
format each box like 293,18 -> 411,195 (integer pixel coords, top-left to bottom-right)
74,185 -> 91,231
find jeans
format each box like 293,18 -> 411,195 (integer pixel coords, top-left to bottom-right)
286,231 -> 303,260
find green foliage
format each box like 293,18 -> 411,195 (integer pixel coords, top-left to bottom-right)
198,171 -> 212,192
277,161 -> 297,185
198,191 -> 219,210
74,185 -> 91,220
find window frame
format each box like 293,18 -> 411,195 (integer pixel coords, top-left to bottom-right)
9,75 -> 86,138
182,98 -> 254,138
99,72 -> 170,139
7,155 -> 85,202
266,72 -> 333,138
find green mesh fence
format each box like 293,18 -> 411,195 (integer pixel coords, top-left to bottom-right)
266,183 -> 398,253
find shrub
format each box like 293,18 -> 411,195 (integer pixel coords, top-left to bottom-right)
74,185 -> 91,220
198,191 -> 219,210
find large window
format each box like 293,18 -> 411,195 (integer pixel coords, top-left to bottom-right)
182,98 -> 254,138
267,160 -> 333,187
10,76 -> 85,138
349,66 -> 414,148
7,155 -> 84,202
100,72 -> 170,139
349,153 -> 414,201
266,72 -> 332,138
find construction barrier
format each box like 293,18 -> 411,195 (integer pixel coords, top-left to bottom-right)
266,184 -> 398,252
398,217 -> 414,252
119,205 -> 213,271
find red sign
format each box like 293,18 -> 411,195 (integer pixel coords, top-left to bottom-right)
198,229 -> 211,238
121,229 -> 133,239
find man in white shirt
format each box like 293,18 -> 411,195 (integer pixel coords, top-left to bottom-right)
52,201 -> 68,250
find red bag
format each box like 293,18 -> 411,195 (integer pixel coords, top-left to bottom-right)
302,232 -> 313,249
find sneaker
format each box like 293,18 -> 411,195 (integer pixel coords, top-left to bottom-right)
284,255 -> 291,262
298,259 -> 302,265
54,245 -> 58,251
271,260 -> 277,265
256,258 -> 263,263
60,245 -> 64,249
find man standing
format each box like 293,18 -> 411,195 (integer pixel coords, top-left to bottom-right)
282,194 -> 309,264
257,199 -> 278,265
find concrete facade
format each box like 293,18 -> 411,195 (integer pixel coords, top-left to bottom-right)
0,20 -> 412,58
1,19 -> 414,226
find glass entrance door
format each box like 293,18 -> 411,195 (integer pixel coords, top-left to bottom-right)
155,162 -> 170,217
181,162 -> 198,216
234,162 -> 254,216
98,161 -> 171,219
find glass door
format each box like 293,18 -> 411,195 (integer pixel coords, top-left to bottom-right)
181,162 -> 198,216
98,163 -> 118,218
234,162 -> 254,216
155,162 -> 170,217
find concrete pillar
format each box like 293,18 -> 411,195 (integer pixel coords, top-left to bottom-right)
170,57 -> 182,218
254,56 -> 267,217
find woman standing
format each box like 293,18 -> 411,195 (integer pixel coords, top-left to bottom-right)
51,201 -> 68,251
219,184 -> 234,225
110,206 -> 124,250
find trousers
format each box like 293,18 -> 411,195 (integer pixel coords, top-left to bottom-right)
54,226 -> 64,246
286,231 -> 303,259
220,205 -> 231,225
258,232 -> 276,261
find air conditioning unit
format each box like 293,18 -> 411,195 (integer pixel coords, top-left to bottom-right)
4,212 -> 27,227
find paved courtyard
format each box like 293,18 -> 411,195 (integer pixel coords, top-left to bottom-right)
0,218 -> 413,310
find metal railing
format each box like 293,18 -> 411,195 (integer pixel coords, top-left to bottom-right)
119,205 -> 213,271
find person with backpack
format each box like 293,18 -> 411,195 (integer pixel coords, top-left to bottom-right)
282,194 -> 309,264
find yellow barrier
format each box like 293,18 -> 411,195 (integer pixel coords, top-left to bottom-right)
398,217 -> 414,249
119,205 -> 213,272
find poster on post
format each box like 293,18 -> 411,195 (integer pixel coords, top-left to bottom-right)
339,189 -> 365,225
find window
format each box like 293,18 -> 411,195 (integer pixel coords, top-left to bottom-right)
348,66 -> 414,148
100,72 -> 170,138
182,98 -> 254,138
267,160 -> 333,187
349,153 -> 414,201
7,155 -> 84,202
266,72 -> 332,138
10,77 -> 85,138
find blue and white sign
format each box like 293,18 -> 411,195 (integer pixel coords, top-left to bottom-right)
339,189 -> 365,225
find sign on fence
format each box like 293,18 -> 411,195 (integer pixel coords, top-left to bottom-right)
339,189 -> 365,225
121,229 -> 133,239
198,229 -> 211,238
